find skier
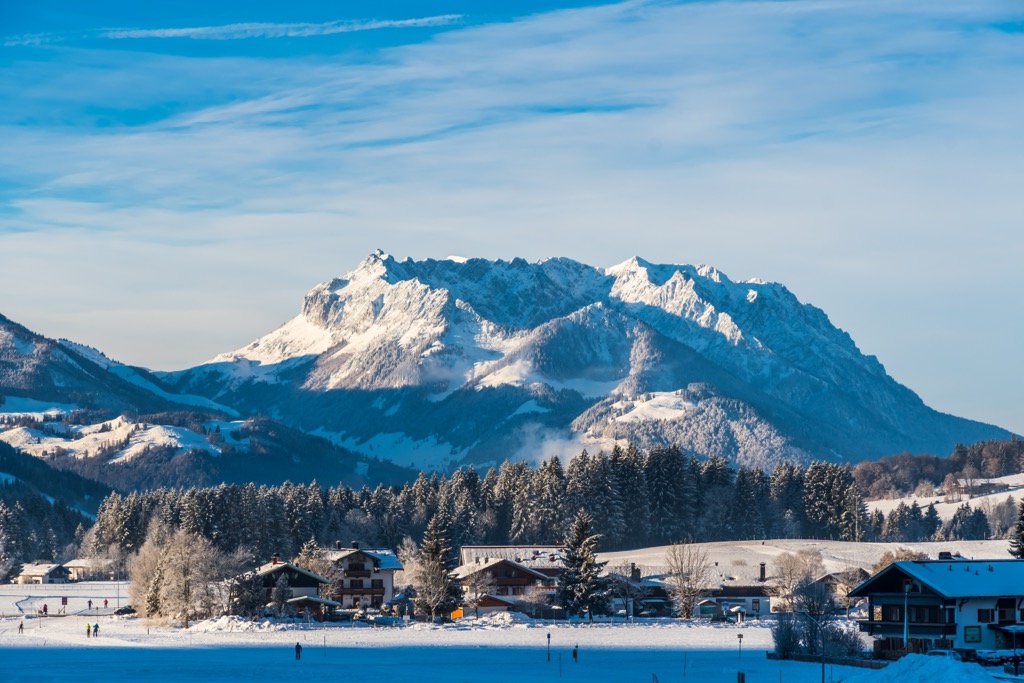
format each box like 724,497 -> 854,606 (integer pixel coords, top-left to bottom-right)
86,623 -> 91,638
104,598 -> 108,609
93,623 -> 99,637
295,642 -> 302,660
88,599 -> 93,610
18,622 -> 23,634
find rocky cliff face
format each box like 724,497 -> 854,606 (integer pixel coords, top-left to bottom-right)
159,251 -> 1012,470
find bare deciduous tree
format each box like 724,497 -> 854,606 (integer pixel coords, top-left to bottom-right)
462,570 -> 497,619
664,542 -> 714,618
768,550 -> 824,612
870,546 -> 928,574
606,563 -> 651,618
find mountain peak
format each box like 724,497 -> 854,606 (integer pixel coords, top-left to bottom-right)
159,253 -> 1013,470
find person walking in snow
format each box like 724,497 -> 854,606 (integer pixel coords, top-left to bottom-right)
572,645 -> 578,663
88,599 -> 92,610
295,642 -> 302,660
103,598 -> 108,609
18,622 -> 23,634
92,623 -> 99,637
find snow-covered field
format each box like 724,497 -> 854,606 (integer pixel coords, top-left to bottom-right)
867,474 -> 1024,521
0,582 -> 1004,683
599,539 -> 1013,582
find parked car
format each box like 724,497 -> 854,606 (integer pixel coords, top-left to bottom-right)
114,605 -> 136,615
925,649 -> 962,661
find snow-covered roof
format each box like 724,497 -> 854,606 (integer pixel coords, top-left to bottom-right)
851,559 -> 1024,599
286,596 -> 342,607
453,557 -> 550,581
18,563 -> 64,576
254,561 -> 330,584
459,545 -> 565,569
321,547 -> 403,571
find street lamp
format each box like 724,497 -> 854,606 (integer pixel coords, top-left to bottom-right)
737,633 -> 743,659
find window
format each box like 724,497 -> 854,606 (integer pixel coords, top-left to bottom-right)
883,605 -> 902,622
944,607 -> 956,624
350,580 -> 363,589
964,625 -> 982,643
371,579 -> 383,589
977,609 -> 995,623
751,599 -> 760,612
349,563 -> 365,572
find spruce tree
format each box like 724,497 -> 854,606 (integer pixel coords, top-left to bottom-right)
558,509 -> 608,620
412,515 -> 463,619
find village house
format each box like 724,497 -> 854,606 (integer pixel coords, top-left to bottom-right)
254,554 -> 338,621
321,542 -> 403,610
458,545 -> 565,580
849,555 -> 1024,657
17,562 -> 70,584
454,557 -> 555,617
62,558 -> 112,582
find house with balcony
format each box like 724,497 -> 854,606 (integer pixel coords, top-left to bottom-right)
322,542 -> 403,610
849,556 -> 1024,657
455,557 -> 556,598
458,545 -> 566,580
254,554 -> 338,620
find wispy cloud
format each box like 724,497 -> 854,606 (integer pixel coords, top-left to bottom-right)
99,15 -> 464,41
3,14 -> 462,46
2,0 -> 1023,433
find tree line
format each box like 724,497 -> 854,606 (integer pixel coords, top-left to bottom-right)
82,446 -> 873,569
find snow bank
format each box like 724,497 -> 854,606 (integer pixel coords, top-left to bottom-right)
843,654 -> 993,683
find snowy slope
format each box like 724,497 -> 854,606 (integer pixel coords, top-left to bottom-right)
163,252 -> 1013,470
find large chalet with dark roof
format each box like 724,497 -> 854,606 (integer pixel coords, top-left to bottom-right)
849,556 -> 1024,656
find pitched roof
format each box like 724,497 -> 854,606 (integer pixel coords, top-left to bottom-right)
254,560 -> 330,584
321,547 -> 403,571
459,545 -> 565,569
286,596 -> 342,607
18,563 -> 63,576
453,557 -> 550,581
850,558 -> 1024,599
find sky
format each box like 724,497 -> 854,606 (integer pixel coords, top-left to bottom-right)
1,0 -> 1022,436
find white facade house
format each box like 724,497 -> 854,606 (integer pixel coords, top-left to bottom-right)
322,543 -> 403,610
850,557 -> 1024,656
17,563 -> 69,584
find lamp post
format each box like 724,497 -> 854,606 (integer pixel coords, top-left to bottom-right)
737,633 -> 743,659
547,632 -> 551,662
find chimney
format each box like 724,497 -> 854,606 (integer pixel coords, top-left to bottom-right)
351,541 -> 360,550
759,562 -> 766,582
630,563 -> 641,582
271,553 -> 280,565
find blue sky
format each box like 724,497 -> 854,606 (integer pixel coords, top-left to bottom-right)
1,0 -> 1022,436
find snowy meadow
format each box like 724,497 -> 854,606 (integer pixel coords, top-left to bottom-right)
0,582 -> 992,683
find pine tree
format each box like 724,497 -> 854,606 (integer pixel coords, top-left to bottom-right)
1008,499 -> 1024,558
558,509 -> 608,620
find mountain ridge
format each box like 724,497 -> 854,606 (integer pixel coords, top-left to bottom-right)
157,251 -> 1012,469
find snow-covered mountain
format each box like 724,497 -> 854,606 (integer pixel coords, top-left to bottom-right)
0,313 -> 409,489
163,251 -> 1014,470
